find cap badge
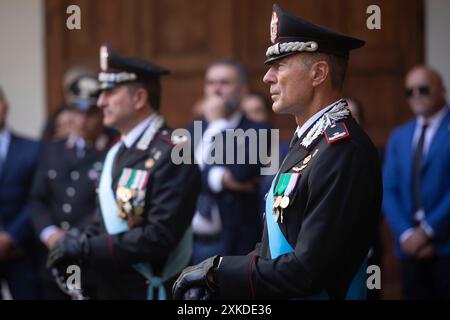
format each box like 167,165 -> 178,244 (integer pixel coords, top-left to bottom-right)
270,11 -> 279,44
100,45 -> 109,71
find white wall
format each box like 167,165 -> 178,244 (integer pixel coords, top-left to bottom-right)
0,0 -> 45,139
426,0 -> 450,96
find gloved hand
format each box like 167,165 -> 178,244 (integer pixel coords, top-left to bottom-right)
172,255 -> 219,300
183,287 -> 214,300
46,233 -> 90,270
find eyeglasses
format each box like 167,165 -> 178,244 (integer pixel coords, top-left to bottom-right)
405,85 -> 430,98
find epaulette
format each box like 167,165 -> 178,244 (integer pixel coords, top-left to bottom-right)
324,121 -> 350,144
300,100 -> 351,148
157,133 -> 176,146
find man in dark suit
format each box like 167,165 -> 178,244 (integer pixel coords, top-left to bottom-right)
189,61 -> 271,264
383,65 -> 450,299
0,86 -> 40,299
47,45 -> 200,299
173,4 -> 382,300
29,73 -> 113,299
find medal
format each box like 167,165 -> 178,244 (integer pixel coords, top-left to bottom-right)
273,207 -> 280,222
117,210 -> 127,220
303,154 -> 312,165
273,196 -> 282,209
122,188 -> 132,202
145,158 -> 155,169
279,173 -> 301,214
273,174 -> 289,208
134,205 -> 144,216
280,196 -> 290,209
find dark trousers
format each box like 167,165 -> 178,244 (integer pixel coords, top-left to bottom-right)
0,259 -> 40,300
96,268 -> 177,300
401,256 -> 450,299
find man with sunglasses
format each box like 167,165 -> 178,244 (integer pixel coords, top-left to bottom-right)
384,65 -> 450,299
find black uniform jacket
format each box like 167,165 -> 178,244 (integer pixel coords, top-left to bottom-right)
214,116 -> 382,299
30,137 -> 109,235
87,127 -> 201,281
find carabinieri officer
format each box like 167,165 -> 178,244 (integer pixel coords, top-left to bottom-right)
47,45 -> 200,300
173,4 -> 382,300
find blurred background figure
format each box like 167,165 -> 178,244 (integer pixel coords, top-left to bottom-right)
42,107 -> 79,142
189,60 -> 270,264
42,66 -> 117,143
0,85 -> 41,299
383,65 -> 450,299
29,71 -> 115,299
241,93 -> 271,124
347,98 -> 365,127
242,92 -> 289,218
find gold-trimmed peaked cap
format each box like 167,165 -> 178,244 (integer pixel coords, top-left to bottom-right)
98,44 -> 170,90
265,4 -> 365,63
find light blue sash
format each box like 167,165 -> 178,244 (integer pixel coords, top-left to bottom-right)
265,179 -> 294,259
99,142 -> 129,234
98,142 -> 192,300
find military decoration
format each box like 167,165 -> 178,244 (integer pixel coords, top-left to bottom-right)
116,168 -> 150,226
272,173 -> 301,223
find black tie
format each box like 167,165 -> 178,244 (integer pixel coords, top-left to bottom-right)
413,123 -> 428,212
289,132 -> 300,149
112,143 -> 127,178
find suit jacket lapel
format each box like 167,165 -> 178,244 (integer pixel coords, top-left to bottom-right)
423,108 -> 450,169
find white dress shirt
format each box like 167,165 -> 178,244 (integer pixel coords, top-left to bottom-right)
0,127 -> 11,169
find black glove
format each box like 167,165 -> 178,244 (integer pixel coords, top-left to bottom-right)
172,255 -> 219,300
46,233 -> 90,270
183,287 -> 214,300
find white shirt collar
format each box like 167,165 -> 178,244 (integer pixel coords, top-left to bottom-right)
412,105 -> 449,155
227,111 -> 243,129
0,127 -> 10,139
296,99 -> 345,139
416,105 -> 449,130
0,127 -> 11,160
122,113 -> 157,148
203,111 -> 243,140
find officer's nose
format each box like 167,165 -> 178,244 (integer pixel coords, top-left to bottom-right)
97,92 -> 107,109
263,67 -> 277,85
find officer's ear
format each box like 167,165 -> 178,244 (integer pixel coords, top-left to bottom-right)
310,60 -> 329,88
132,87 -> 149,111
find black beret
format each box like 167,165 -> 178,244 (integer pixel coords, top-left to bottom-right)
98,44 -> 170,90
265,4 -> 365,63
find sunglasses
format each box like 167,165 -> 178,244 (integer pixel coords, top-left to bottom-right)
405,85 -> 430,98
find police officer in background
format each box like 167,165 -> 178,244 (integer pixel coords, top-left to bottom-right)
29,73 -> 113,299
46,45 -> 200,300
173,4 -> 382,300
